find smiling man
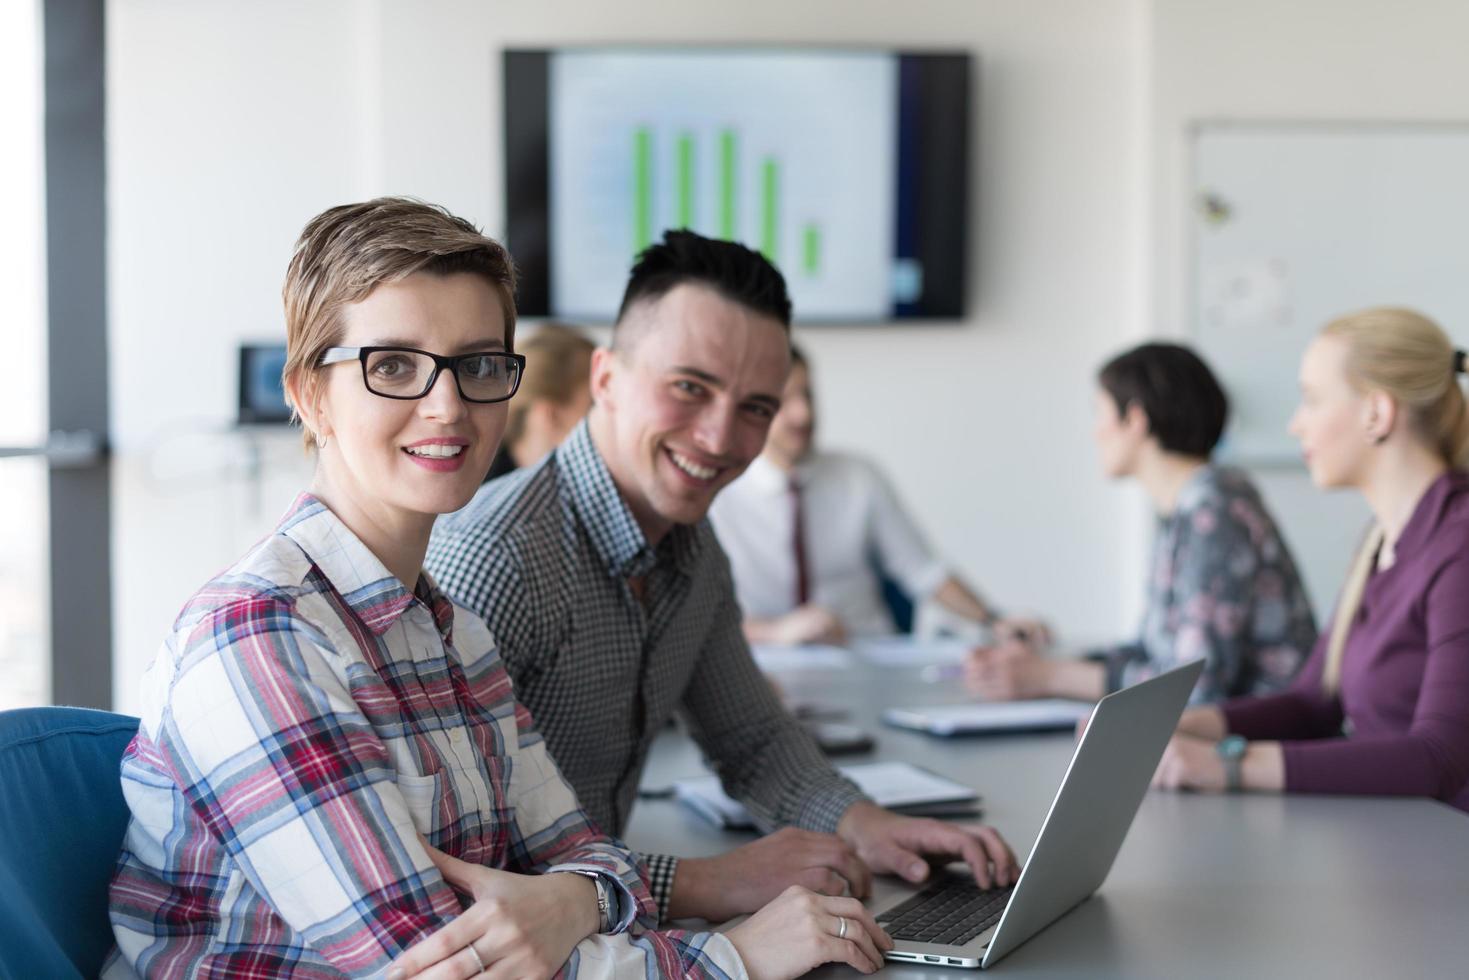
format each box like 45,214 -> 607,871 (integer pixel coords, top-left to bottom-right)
426,231 -> 1016,925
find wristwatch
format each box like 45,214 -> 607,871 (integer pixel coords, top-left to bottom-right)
1216,734 -> 1248,792
563,869 -> 612,933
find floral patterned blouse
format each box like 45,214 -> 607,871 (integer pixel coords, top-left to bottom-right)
1090,465 -> 1317,704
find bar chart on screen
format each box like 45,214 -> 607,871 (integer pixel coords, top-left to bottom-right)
549,50 -> 897,320
627,125 -> 822,278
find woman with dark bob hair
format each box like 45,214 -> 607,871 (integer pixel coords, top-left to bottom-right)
967,342 -> 1316,706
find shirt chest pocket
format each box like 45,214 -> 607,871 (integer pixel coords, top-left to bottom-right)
394,770 -> 444,837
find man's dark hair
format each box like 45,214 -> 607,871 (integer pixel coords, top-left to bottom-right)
614,230 -> 793,336
1097,342 -> 1229,458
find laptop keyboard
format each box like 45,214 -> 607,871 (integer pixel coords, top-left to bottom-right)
876,880 -> 1015,947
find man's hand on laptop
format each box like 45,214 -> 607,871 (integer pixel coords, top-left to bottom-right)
668,827 -> 871,921
837,801 -> 1020,890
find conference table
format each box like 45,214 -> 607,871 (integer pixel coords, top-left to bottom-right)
622,649 -> 1469,979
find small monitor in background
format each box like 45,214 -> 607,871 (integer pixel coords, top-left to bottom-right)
237,343 -> 291,425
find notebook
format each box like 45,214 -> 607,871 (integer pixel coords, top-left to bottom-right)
882,700 -> 1093,737
672,761 -> 981,829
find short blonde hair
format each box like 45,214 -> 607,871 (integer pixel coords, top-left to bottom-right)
503,323 -> 595,451
1319,307 -> 1468,692
281,197 -> 517,449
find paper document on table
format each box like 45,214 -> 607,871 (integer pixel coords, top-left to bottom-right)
672,761 -> 980,829
751,643 -> 853,672
883,700 -> 1093,736
851,636 -> 972,667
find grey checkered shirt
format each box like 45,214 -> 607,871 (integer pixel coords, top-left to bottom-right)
426,420 -> 867,920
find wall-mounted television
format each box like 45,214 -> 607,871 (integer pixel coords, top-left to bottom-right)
505,47 -> 972,323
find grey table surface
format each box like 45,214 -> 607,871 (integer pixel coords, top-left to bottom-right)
621,659 -> 1469,979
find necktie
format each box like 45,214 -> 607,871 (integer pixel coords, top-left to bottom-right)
790,476 -> 810,607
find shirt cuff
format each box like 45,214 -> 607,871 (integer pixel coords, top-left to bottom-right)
641,852 -> 680,924
792,778 -> 871,835
902,561 -> 950,603
1085,645 -> 1144,695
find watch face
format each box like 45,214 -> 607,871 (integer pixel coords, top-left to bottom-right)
1217,735 -> 1247,760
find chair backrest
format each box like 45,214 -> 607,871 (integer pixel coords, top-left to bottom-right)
0,706 -> 140,979
869,548 -> 915,634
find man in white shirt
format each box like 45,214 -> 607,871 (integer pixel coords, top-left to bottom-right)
709,345 -> 1002,644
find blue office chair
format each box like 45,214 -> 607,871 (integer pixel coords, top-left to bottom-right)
870,548 -> 915,634
0,706 -> 140,979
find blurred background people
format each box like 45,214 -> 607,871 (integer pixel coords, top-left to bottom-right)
711,345 -> 1008,646
486,322 -> 596,481
1153,308 -> 1469,809
967,343 -> 1316,705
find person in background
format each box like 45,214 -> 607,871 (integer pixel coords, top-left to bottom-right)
1152,308 -> 1469,809
709,344 -> 1008,646
485,322 -> 595,481
427,230 -> 1018,929
106,199 -> 894,980
968,342 -> 1316,705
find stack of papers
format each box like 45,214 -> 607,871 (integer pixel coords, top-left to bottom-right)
672,761 -> 981,829
883,700 -> 1093,736
751,644 -> 853,672
850,636 -> 972,667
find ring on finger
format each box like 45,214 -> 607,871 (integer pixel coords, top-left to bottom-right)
464,944 -> 486,974
837,915 -> 848,940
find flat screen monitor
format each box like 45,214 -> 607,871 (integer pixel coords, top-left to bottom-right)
505,47 -> 971,322
237,343 -> 291,425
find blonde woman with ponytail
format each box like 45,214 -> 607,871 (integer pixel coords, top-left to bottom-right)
1151,308 -> 1469,811
483,323 -> 595,481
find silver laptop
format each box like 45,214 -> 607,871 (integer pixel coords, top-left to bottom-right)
870,659 -> 1204,969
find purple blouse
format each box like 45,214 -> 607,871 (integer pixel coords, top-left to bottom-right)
1222,470 -> 1469,812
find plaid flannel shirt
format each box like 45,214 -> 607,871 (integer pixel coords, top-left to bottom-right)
105,494 -> 745,979
426,421 -> 867,921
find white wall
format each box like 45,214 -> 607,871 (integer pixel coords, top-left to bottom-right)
108,0 -> 372,706
1148,0 -> 1469,618
106,0 -> 1147,711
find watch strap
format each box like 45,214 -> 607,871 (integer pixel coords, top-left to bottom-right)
1223,753 -> 1243,792
1217,735 -> 1247,792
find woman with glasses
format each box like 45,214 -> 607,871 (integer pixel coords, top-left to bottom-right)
105,198 -> 891,979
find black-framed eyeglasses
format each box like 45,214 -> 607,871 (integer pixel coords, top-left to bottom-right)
319,346 -> 525,403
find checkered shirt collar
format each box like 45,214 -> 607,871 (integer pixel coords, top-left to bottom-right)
278,492 -> 454,638
556,420 -> 704,580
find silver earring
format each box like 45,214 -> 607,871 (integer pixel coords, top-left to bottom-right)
315,432 -> 328,450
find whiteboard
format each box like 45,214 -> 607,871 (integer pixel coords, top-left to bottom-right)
1190,123 -> 1469,462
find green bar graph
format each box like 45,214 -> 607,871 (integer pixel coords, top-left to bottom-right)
627,128 -> 812,275
633,127 -> 653,252
719,130 -> 737,239
802,224 -> 821,276
760,157 -> 779,262
676,133 -> 695,229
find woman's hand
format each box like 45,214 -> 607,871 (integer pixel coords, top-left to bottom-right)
1174,704 -> 1228,740
725,886 -> 894,980
389,844 -> 599,980
1151,734 -> 1227,792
